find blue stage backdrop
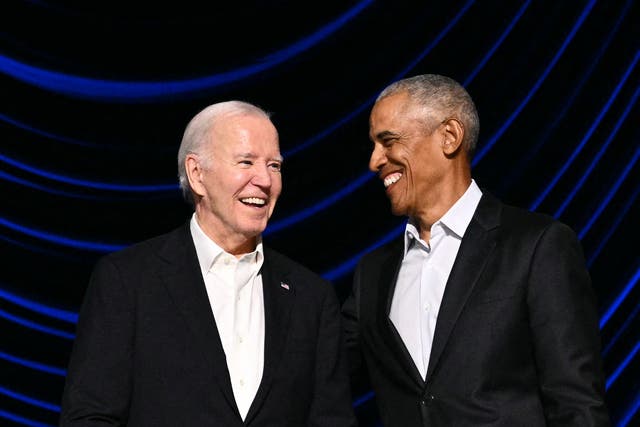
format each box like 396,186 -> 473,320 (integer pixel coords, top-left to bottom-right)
1,1 -> 638,426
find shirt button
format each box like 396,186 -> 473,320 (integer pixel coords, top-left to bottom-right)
239,379 -> 245,387
238,336 -> 244,343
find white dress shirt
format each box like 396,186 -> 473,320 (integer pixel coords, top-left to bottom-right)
389,180 -> 482,380
190,214 -> 265,420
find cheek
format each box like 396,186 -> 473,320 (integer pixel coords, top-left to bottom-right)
273,176 -> 283,196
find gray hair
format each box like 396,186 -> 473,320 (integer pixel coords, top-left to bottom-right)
177,100 -> 272,205
376,74 -> 480,159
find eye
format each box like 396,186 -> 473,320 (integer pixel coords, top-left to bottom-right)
269,162 -> 282,172
238,160 -> 253,167
381,137 -> 396,148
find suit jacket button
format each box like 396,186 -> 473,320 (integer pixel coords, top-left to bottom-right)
421,395 -> 435,406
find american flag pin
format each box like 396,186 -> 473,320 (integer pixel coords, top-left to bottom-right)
280,282 -> 290,291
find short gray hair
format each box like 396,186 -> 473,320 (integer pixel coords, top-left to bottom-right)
377,74 -> 480,159
177,100 -> 272,205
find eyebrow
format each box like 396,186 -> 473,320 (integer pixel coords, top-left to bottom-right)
236,152 -> 283,163
372,130 -> 399,141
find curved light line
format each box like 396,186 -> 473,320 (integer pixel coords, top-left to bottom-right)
0,287 -> 77,323
0,152 -> 178,192
463,0 -> 531,86
284,0 -> 476,158
280,0 -> 530,232
0,112 -> 176,152
498,0 -> 632,195
553,81 -> 640,217
473,0 -> 598,166
0,229 -> 92,262
0,307 -> 74,340
578,145 -> 639,240
0,409 -> 54,427
264,171 -> 375,235
0,385 -> 60,412
606,339 -> 640,390
0,1 -> 373,102
0,216 -> 125,252
0,169 -> 114,200
304,0 -> 539,277
619,388 -> 640,427
0,350 -> 66,376
588,183 -> 639,267
0,169 -> 180,202
602,302 -> 640,357
277,0 -> 477,231
531,50 -> 640,212
0,112 -> 103,148
600,265 -> 640,329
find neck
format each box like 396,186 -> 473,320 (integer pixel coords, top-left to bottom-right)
413,175 -> 472,241
194,210 -> 257,257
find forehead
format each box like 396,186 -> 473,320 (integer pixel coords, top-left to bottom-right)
211,114 -> 280,155
369,92 -> 424,137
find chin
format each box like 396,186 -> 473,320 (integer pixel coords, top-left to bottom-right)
241,222 -> 268,236
389,202 -> 408,216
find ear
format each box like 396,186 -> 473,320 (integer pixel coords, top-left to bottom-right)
185,153 -> 206,198
441,118 -> 464,156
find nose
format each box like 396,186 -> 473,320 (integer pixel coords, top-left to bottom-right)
252,163 -> 272,188
369,144 -> 386,173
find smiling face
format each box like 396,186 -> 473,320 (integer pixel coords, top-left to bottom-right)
186,113 -> 282,254
368,91 -> 451,219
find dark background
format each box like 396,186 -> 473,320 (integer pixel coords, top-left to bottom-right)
1,1 -> 638,426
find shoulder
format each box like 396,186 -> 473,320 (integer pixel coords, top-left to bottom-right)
96,223 -> 189,273
500,201 -> 576,239
476,193 -> 581,258
480,191 -> 576,238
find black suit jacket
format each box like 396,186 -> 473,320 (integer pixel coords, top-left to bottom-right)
342,192 -> 610,426
60,222 -> 356,427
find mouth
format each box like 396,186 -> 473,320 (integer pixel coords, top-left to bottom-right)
383,172 -> 402,188
240,197 -> 268,207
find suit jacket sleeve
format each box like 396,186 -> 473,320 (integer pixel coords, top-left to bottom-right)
341,261 -> 368,389
528,222 -> 610,426
59,255 -> 133,426
307,280 -> 358,427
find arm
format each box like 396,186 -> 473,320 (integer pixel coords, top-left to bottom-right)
59,256 -> 133,426
307,282 -> 357,427
341,264 -> 369,393
527,222 -> 610,426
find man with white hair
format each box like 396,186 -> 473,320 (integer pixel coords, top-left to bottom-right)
60,100 -> 357,427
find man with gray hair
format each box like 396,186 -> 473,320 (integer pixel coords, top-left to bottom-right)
60,100 -> 357,427
342,74 -> 610,426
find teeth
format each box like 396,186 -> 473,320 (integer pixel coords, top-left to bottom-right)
383,173 -> 402,188
241,197 -> 266,205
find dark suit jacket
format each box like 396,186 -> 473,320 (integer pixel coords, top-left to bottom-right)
60,222 -> 356,427
342,192 -> 610,427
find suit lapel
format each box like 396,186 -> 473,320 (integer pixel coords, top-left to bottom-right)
244,248 -> 294,424
157,223 -> 238,414
426,193 -> 500,380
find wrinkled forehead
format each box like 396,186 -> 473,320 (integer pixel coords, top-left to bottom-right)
210,113 -> 281,157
